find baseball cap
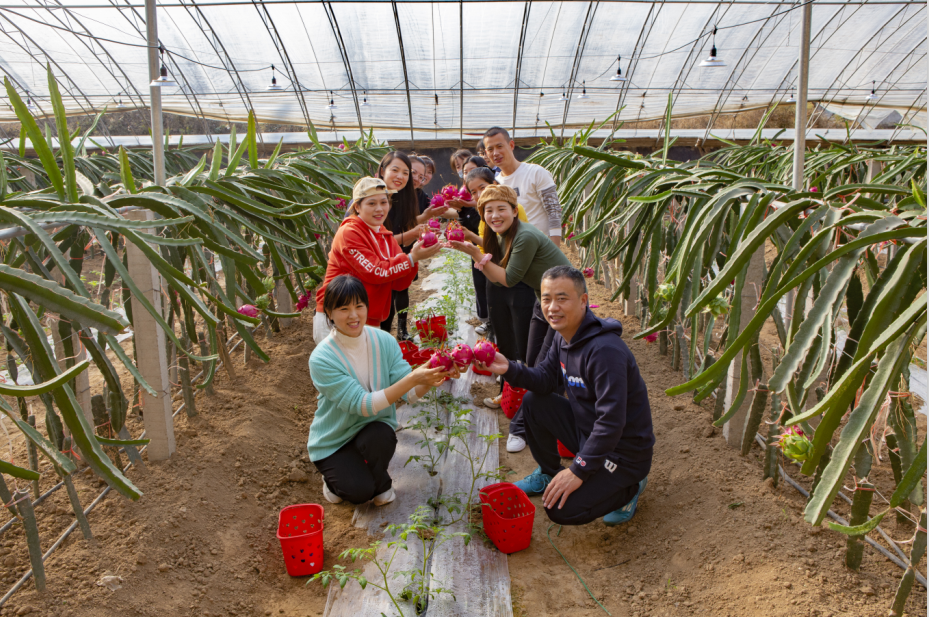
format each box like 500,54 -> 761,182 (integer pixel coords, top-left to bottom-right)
352,177 -> 395,202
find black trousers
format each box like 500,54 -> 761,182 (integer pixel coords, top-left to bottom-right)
486,280 -> 535,366
508,301 -> 556,438
380,289 -> 410,337
472,264 -> 489,321
312,421 -> 397,504
522,391 -> 650,526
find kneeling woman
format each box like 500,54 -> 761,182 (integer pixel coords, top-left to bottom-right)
309,275 -> 450,505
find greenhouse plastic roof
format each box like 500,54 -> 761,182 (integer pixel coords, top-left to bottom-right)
1,0 -> 926,141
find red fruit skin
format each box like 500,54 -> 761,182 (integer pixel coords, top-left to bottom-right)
458,188 -> 472,201
428,351 -> 454,372
427,218 -> 441,230
446,228 -> 465,242
431,194 -> 446,208
451,344 -> 473,367
473,341 -> 496,365
421,231 -> 438,248
442,185 -> 458,200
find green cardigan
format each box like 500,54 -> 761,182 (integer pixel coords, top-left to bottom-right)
497,221 -> 572,296
307,326 -> 411,461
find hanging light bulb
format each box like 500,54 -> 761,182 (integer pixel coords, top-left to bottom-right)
150,46 -> 177,87
327,91 -> 337,109
361,90 -> 369,107
610,55 -> 626,82
577,81 -> 589,100
25,94 -> 36,113
699,27 -> 726,68
787,87 -> 796,103
867,81 -> 877,101
559,91 -> 568,102
117,97 -> 126,109
267,65 -> 283,91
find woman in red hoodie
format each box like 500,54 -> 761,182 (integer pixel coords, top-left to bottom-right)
314,177 -> 443,343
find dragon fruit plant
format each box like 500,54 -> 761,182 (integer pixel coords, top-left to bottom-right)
450,344 -> 473,368
472,340 -> 496,366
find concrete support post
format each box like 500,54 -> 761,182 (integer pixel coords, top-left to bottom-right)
126,209 -> 175,460
145,0 -> 166,186
723,236 -> 766,449
274,278 -> 293,328
624,221 -> 639,317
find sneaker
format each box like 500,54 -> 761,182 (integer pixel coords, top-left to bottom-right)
483,394 -> 502,409
603,476 -> 648,526
373,487 -> 396,507
506,434 -> 527,453
321,480 -> 343,504
475,323 -> 487,336
514,466 -> 553,496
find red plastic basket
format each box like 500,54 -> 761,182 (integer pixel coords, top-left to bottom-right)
416,315 -> 448,342
479,482 -> 535,554
277,504 -> 325,577
501,382 -> 527,420
557,440 -> 575,458
408,349 -> 433,367
398,340 -> 418,358
471,342 -> 498,376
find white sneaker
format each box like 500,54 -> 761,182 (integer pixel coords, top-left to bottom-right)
475,323 -> 487,336
321,480 -> 343,504
483,394 -> 502,409
373,487 -> 396,507
506,434 -> 527,453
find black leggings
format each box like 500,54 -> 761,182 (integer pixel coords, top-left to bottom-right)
508,300 -> 555,438
486,280 -> 536,366
380,289 -> 410,335
522,391 -> 651,525
472,264 -> 489,321
312,421 -> 397,504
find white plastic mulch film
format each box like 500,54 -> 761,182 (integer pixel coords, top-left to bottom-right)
1,0 -> 925,137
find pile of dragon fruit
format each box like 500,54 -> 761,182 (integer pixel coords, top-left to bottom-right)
424,339 -> 495,373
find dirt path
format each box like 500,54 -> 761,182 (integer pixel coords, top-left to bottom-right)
0,256 -> 925,617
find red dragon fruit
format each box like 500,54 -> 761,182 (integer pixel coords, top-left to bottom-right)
430,193 -> 446,208
237,304 -> 259,318
472,340 -> 496,366
450,344 -> 474,368
295,293 -> 311,311
427,350 -> 455,372
458,187 -> 472,201
427,218 -> 442,230
421,231 -> 438,248
441,184 -> 458,201
446,227 -> 465,242
583,267 -> 594,278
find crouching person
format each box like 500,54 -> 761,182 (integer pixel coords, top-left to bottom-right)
308,275 -> 451,505
475,266 -> 654,526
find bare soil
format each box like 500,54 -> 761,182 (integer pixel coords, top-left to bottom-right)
0,252 -> 925,617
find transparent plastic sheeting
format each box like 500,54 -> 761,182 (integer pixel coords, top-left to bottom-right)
0,0 -> 925,134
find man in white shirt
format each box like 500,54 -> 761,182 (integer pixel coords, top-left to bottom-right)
482,127 -> 562,247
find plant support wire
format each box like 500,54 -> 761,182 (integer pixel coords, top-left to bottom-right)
0,333 -> 247,609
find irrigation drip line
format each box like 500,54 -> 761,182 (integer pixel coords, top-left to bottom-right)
547,523 -> 612,616
0,332 -> 246,609
752,433 -> 927,588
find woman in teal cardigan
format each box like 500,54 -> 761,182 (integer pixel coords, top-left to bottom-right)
309,275 -> 449,505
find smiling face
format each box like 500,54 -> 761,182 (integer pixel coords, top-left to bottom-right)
381,158 -> 410,191
463,160 -> 480,176
411,160 -> 426,190
423,164 -> 434,186
354,193 -> 391,228
483,199 -> 516,234
483,133 -> 516,170
540,276 -> 587,341
467,177 -> 492,201
328,298 -> 368,338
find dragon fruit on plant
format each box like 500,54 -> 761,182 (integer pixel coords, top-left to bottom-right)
472,340 -> 496,366
427,350 -> 455,372
583,267 -> 594,278
450,344 -> 474,368
295,293 -> 311,311
237,304 -> 259,318
421,231 -> 438,248
458,186 -> 472,201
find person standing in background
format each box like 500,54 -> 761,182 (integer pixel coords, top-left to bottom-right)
483,127 -> 563,248
450,148 -> 473,180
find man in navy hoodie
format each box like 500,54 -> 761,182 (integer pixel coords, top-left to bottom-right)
477,265 -> 654,526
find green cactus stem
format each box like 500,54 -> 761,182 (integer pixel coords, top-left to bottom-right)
890,508 -> 927,617
887,434 -> 912,527
713,381 -> 728,423
671,325 -> 681,371
741,383 -> 769,456
62,471 -> 94,543
764,351 -> 782,486
197,331 -> 215,396
178,334 -> 197,418
845,445 -> 874,570
659,330 -> 668,356
26,416 -> 39,499
0,473 -> 17,518
15,488 -> 46,592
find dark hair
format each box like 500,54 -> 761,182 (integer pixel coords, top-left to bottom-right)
465,166 -> 496,188
483,126 -> 511,143
475,137 -> 486,156
450,148 -> 473,170
418,155 -> 435,174
464,156 -> 488,171
323,275 -> 369,320
477,184 -> 521,268
542,266 -> 587,296
376,151 -> 418,234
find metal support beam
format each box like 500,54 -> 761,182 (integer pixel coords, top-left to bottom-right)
609,2 -> 660,134
391,0 -> 415,148
459,0 -> 463,146
145,0 -> 165,184
511,1 -> 531,138
559,0 -> 598,143
791,0 -> 811,192
322,1 -> 365,135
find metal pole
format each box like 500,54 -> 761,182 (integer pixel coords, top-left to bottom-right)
145,0 -> 166,185
791,0 -> 812,191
